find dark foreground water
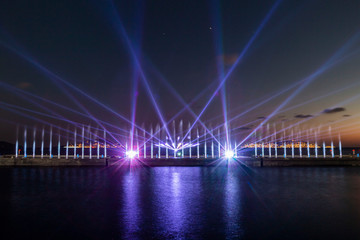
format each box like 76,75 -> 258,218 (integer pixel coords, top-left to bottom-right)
1,166 -> 360,240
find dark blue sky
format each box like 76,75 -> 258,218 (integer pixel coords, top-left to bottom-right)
1,0 -> 360,145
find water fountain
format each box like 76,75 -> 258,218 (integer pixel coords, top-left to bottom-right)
66,139 -> 69,159
282,124 -> 285,158
291,130 -> 294,158
97,138 -> 100,159
33,128 -> 36,158
197,128 -> 200,158
41,128 -> 44,159
268,125 -> 271,157
88,126 -> 92,159
58,134 -> 60,159
104,130 -> 107,158
188,122 -> 192,158
11,121 -> 348,162
315,131 -> 318,158
211,139 -> 214,158
24,127 -> 27,158
218,128 -> 221,158
339,135 -> 342,158
49,126 -> 52,159
268,142 -> 271,157
180,120 -> 183,158
74,128 -> 77,159
150,125 -> 153,158
255,143 -> 258,157
156,124 -> 160,158
136,128 -> 140,158
173,121 -> 176,158
82,126 -> 84,159
166,136 -> 169,159
204,127 -> 207,159
15,127 -> 18,158
143,127 -> 146,158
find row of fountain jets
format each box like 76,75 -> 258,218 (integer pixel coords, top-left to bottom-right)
14,123 -> 343,159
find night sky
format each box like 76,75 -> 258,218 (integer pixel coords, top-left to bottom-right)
1,0 -> 360,146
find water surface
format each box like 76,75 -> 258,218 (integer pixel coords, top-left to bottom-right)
1,166 -> 360,239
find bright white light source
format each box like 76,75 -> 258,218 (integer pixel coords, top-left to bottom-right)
224,150 -> 234,159
126,150 -> 138,159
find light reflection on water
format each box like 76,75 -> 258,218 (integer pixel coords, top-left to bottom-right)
121,171 -> 141,239
1,166 -> 360,239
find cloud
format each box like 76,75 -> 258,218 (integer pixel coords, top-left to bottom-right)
295,114 -> 313,119
323,107 -> 346,114
218,54 -> 239,66
343,114 -> 351,117
16,82 -> 32,89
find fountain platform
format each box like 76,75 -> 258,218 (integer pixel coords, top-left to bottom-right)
1,156 -> 360,167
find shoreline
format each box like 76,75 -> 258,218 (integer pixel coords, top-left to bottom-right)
1,156 -> 360,167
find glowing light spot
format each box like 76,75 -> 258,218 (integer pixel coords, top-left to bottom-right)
224,150 -> 234,159
126,150 -> 138,159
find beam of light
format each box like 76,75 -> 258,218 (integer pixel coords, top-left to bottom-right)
274,81 -> 360,116
0,42 -> 127,147
182,0 -> 282,142
279,113 -> 360,143
103,0 -> 174,145
207,46 -> 360,140
0,79 -> 163,147
251,121 -> 349,152
195,89 -> 321,146
129,2 -> 145,152
143,62 -> 223,147
0,31 -> 162,144
202,79 -> 302,136
0,82 -> 84,129
0,100 -> 120,146
0,81 -> 159,144
203,72 -> 313,125
210,0 -> 230,147
136,76 -> 218,150
252,93 -> 360,146
242,45 -> 360,135
201,17 -> 360,149
156,142 -> 199,152
130,70 -> 139,151
227,82 -> 360,142
186,80 -> 304,144
237,37 -> 360,148
0,101 -> 142,153
0,103 -> 85,146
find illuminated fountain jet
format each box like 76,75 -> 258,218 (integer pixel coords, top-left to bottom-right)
157,141 -> 199,158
